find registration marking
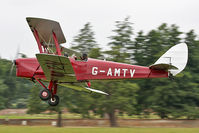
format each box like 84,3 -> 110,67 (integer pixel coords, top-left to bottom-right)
92,67 -> 136,77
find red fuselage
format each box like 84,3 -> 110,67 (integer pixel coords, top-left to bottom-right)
15,57 -> 168,82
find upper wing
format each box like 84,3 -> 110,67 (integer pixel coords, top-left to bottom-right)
26,17 -> 66,45
36,54 -> 77,82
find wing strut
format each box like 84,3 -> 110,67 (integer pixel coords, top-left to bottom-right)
33,28 -> 43,53
32,29 -> 62,55
52,31 -> 61,55
26,17 -> 66,55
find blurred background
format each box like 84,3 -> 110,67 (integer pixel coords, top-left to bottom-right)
0,0 -> 199,128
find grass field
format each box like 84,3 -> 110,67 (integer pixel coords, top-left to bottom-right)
0,113 -> 162,119
0,113 -> 82,119
0,126 -> 199,133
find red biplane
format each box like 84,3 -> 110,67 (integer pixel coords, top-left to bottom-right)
15,17 -> 188,106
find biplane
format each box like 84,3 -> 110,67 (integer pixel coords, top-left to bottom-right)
14,17 -> 188,106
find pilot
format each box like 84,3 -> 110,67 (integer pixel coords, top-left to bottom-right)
73,56 -> 77,60
64,52 -> 68,57
81,53 -> 88,61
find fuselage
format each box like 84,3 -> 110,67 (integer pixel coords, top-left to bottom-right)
15,57 -> 168,82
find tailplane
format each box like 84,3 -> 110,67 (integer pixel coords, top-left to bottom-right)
150,43 -> 188,76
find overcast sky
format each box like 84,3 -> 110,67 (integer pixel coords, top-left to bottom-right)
1,0 -> 199,60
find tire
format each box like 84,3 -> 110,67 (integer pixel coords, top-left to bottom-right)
48,95 -> 59,106
39,89 -> 51,101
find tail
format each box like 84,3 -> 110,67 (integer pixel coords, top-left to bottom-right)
149,43 -> 188,76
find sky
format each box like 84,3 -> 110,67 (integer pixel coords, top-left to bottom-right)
0,0 -> 199,60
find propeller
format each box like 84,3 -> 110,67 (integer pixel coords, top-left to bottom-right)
10,46 -> 21,75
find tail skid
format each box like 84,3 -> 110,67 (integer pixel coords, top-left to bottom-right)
150,43 -> 188,76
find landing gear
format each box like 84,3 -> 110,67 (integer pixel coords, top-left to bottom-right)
39,89 -> 51,100
168,72 -> 174,80
48,95 -> 59,106
36,79 -> 60,106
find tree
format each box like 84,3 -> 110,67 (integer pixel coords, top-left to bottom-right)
88,48 -> 103,59
64,17 -> 140,127
0,79 -> 8,109
87,17 -> 139,126
185,30 -> 199,74
91,81 -> 139,126
105,17 -> 133,63
97,17 -> 139,126
130,31 -> 146,65
27,83 -> 66,127
0,58 -> 32,109
27,84 -> 47,114
133,24 -> 199,119
134,24 -> 184,118
137,23 -> 182,66
71,22 -> 99,54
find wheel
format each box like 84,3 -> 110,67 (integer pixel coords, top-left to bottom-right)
39,89 -> 51,101
168,72 -> 175,80
48,95 -> 59,106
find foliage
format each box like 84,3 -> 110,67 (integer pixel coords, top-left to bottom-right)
66,17 -> 139,127
105,17 -> 133,63
27,85 -> 47,114
133,25 -> 199,119
71,22 -> 99,54
0,59 -> 32,109
67,17 -> 199,124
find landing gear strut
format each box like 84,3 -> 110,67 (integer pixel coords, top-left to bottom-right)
168,72 -> 174,80
36,79 -> 60,106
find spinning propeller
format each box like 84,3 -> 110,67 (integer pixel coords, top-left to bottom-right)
10,46 -> 25,75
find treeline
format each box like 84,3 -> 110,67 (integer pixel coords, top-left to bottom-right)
0,59 -> 32,109
0,17 -> 199,127
65,17 -> 199,126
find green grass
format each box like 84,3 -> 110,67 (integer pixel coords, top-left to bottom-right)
0,126 -> 199,133
0,113 -> 162,120
0,113 -> 82,119
0,112 -> 188,120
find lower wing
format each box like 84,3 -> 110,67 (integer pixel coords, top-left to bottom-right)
36,53 -> 77,82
